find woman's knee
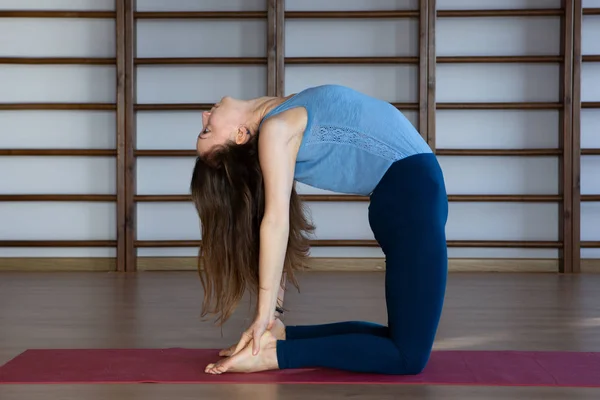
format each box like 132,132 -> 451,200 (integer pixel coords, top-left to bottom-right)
388,350 -> 431,375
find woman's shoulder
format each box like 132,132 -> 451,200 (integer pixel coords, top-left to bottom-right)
260,106 -> 308,141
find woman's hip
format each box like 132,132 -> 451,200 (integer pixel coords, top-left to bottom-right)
368,153 -> 448,247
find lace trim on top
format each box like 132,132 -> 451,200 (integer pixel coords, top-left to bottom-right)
307,125 -> 403,161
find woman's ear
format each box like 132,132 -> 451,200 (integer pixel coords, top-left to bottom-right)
234,126 -> 251,144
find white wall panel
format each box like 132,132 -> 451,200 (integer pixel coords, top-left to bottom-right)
436,110 -> 559,149
581,11 -> 600,260
436,64 -> 560,103
0,203 -> 116,240
0,111 -> 116,149
0,65 -> 115,103
437,0 -> 561,9
581,156 -> 600,196
0,248 -> 115,257
136,157 -> 195,195
581,110 -> 600,149
285,66 -> 418,103
136,66 -> 266,104
581,63 -> 600,102
136,0 -> 266,11
583,16 -> 600,55
0,5 -> 117,259
438,157 -> 558,195
582,203 -> 600,243
0,19 -> 115,57
285,0 -> 418,11
0,157 -> 116,194
583,0 -> 600,8
137,112 -> 201,150
437,17 -> 560,56
137,203 -> 199,240
136,20 -> 267,58
309,247 -> 558,259
286,19 -> 418,57
0,0 -> 114,10
447,203 -> 558,241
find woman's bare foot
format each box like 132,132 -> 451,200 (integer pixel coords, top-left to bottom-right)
205,330 -> 279,374
219,318 -> 286,357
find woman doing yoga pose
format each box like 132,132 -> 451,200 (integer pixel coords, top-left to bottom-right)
190,84 -> 448,375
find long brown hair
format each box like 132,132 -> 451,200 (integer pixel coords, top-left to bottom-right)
190,134 -> 315,325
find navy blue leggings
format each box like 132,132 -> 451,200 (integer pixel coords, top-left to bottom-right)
276,153 -> 448,375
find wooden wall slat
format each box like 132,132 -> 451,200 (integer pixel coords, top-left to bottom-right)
0,149 -> 116,156
267,0 -> 277,96
427,0 -> 436,151
0,57 -> 115,65
572,0 -> 583,266
0,195 -> 116,202
437,9 -> 563,17
285,11 -> 418,18
275,0 -> 285,97
582,102 -> 600,109
437,102 -> 563,110
581,149 -> 600,155
0,11 -> 115,18
124,0 -> 137,272
0,103 -> 115,110
559,0 -> 575,273
116,0 -> 126,272
583,55 -> 600,62
135,11 -> 265,19
0,241 -> 116,247
419,0 -> 429,138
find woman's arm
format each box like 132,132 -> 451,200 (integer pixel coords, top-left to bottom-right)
255,118 -> 299,323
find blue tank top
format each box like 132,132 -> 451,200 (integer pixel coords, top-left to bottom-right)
259,84 -> 432,195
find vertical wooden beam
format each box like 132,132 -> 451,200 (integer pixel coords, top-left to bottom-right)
427,0 -> 437,151
267,0 -> 285,97
571,0 -> 582,272
267,0 -> 277,97
115,0 -> 126,272
559,0 -> 575,273
125,0 -> 137,271
418,0 -> 429,140
275,0 -> 285,97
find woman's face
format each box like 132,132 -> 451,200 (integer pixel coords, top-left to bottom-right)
196,97 -> 250,158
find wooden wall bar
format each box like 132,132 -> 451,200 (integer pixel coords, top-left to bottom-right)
0,1 -> 594,271
123,0 -> 136,272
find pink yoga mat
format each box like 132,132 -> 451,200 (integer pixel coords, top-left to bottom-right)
1,348 -> 599,387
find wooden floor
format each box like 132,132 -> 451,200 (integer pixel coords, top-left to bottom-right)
1,271 -> 600,399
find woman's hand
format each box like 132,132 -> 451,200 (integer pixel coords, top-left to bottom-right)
230,313 -> 275,357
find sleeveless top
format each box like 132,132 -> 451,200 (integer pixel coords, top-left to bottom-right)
259,84 -> 432,196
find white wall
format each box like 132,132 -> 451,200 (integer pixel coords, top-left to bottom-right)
581,0 -> 600,258
0,0 -> 598,260
0,0 -> 116,258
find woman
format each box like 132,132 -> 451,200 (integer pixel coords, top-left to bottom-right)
190,84 -> 448,375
